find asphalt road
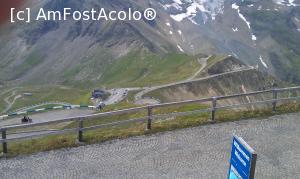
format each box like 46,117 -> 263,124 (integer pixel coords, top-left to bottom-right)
104,88 -> 129,105
0,109 -> 95,127
0,113 -> 300,178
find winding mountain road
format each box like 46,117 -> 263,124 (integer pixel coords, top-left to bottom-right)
1,112 -> 299,178
134,66 -> 255,105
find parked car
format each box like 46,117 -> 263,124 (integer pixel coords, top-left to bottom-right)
92,89 -> 106,99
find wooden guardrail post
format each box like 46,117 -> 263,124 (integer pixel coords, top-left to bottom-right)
78,118 -> 84,143
147,107 -> 153,130
272,89 -> 278,112
1,129 -> 8,156
211,97 -> 217,123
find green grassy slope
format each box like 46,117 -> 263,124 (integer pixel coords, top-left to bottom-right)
0,85 -> 92,113
0,51 -> 45,81
100,51 -> 202,87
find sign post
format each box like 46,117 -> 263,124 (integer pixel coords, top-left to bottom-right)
228,135 -> 257,179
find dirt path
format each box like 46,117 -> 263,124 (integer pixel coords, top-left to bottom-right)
2,90 -> 21,114
187,55 -> 210,80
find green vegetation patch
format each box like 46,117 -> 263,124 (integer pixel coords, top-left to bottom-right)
13,52 -> 45,80
100,50 -> 201,87
3,85 -> 92,113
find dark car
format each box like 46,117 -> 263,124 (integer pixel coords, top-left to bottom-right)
92,90 -> 106,99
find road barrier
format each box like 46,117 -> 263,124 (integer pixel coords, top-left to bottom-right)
14,102 -> 72,112
1,86 -> 300,156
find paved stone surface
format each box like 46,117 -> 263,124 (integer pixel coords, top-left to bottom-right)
1,113 -> 300,178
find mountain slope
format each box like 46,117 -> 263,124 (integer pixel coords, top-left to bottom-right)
0,0 -> 299,87
0,0 -> 179,86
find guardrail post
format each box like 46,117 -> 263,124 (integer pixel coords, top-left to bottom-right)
147,107 -> 153,130
211,97 -> 217,123
78,118 -> 84,143
1,130 -> 8,156
272,89 -> 278,112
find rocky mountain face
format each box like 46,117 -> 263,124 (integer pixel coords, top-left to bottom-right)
156,0 -> 300,82
0,0 -> 299,86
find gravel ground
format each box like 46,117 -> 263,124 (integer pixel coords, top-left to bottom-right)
1,113 -> 300,178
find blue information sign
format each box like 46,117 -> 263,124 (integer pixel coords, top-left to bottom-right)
228,135 -> 257,179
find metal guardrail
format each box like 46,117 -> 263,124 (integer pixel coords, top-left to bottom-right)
14,102 -> 72,112
1,86 -> 300,156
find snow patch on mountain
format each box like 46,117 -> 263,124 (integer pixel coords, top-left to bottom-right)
173,0 -> 183,4
259,56 -> 268,68
232,27 -> 239,32
232,3 -> 258,42
178,30 -> 182,35
177,45 -> 184,52
274,0 -> 300,6
162,3 -> 183,10
232,3 -> 251,29
170,2 -> 208,23
258,5 -> 262,10
165,0 -> 225,24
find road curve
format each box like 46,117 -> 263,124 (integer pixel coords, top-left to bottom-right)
1,112 -> 300,178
